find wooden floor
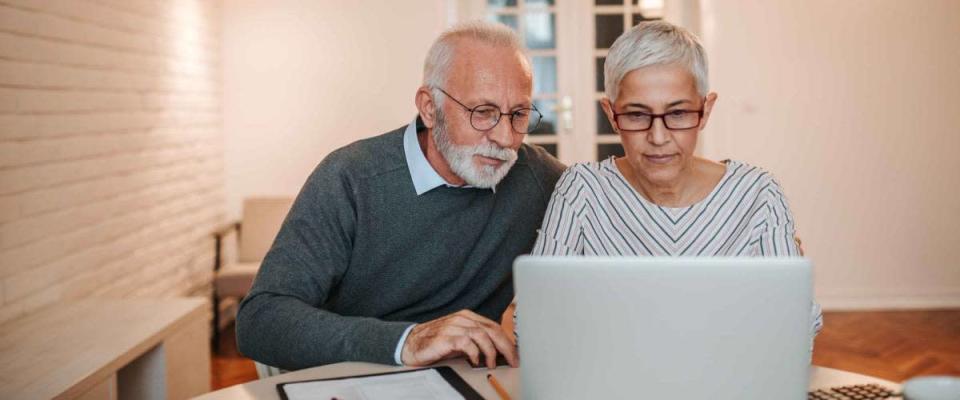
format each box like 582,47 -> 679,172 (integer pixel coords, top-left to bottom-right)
811,309 -> 960,381
210,323 -> 258,390
210,309 -> 960,390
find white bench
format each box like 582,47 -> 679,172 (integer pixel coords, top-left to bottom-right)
0,298 -> 210,399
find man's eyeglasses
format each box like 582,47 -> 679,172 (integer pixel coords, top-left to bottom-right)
612,108 -> 704,132
435,87 -> 542,134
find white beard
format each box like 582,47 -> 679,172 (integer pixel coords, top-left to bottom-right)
433,108 -> 518,188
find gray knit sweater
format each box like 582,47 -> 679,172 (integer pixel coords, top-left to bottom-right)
235,124 -> 565,370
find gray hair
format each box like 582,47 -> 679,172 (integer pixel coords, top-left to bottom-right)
422,20 -> 524,105
604,20 -> 709,101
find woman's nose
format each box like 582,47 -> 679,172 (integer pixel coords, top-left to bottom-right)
646,118 -> 672,145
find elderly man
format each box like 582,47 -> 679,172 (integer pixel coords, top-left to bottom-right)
235,21 -> 565,371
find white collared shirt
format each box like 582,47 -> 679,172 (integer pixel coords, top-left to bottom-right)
403,117 -> 457,195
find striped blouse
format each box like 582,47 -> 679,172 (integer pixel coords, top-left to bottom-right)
525,158 -> 823,334
533,158 -> 802,257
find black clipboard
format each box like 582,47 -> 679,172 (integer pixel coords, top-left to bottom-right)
276,366 -> 484,400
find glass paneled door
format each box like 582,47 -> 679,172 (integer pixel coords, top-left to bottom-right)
482,0 -> 664,164
486,0 -> 563,159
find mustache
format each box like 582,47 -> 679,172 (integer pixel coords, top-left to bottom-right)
472,142 -> 517,162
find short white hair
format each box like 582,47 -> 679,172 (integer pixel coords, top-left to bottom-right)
422,20 -> 523,97
604,20 -> 709,101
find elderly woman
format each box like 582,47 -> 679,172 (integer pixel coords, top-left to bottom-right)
517,20 -> 821,341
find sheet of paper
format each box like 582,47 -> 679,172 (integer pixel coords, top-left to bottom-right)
281,369 -> 466,400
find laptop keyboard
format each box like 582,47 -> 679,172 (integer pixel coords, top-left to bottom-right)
808,383 -> 897,399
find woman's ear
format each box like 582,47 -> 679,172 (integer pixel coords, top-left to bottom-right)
699,92 -> 719,131
415,87 -> 437,129
600,98 -> 618,133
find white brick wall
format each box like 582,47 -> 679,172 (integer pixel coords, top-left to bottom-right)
0,0 -> 224,324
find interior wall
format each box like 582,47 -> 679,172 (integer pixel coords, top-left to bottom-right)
222,0 -> 449,219
0,0 -> 224,324
699,0 -> 960,309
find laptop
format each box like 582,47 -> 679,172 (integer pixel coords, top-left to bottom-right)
513,256 -> 813,400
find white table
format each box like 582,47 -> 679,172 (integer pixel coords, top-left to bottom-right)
193,359 -> 901,399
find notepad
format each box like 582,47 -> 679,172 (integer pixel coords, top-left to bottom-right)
276,367 -> 483,400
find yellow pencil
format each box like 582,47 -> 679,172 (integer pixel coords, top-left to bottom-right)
486,373 -> 512,400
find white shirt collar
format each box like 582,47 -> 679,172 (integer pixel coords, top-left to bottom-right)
404,117 -> 457,195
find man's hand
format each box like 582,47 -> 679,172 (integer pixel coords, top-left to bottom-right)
400,309 -> 518,369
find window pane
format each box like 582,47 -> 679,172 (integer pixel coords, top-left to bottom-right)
595,57 -> 606,92
527,0 -> 555,6
488,14 -> 518,31
597,143 -> 625,161
595,14 -> 624,49
597,101 -> 615,135
488,0 -> 517,7
525,12 -> 556,49
532,56 -> 557,94
539,143 -> 558,157
531,99 -> 557,135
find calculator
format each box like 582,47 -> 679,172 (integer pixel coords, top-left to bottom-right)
808,383 -> 898,399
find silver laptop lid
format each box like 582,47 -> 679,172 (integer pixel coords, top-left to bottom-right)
514,256 -> 812,400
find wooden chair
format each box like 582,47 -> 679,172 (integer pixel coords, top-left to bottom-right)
212,197 -> 293,351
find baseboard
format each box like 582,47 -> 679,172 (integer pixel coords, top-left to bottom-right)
818,288 -> 960,311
